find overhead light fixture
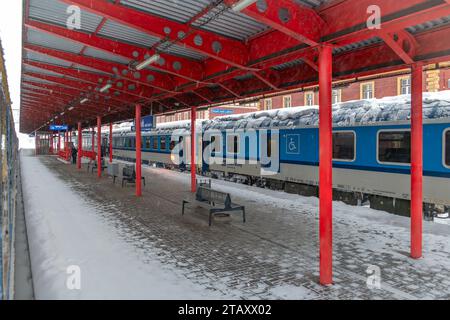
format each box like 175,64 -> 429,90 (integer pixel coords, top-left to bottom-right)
60,112 -> 65,116
136,54 -> 160,71
231,0 -> 258,11
99,83 -> 112,93
68,106 -> 75,111
80,98 -> 89,104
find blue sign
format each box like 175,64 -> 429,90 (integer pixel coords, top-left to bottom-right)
211,109 -> 234,115
132,115 -> 155,132
286,134 -> 300,155
49,125 -> 69,131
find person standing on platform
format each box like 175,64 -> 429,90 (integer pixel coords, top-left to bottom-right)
71,143 -> 78,165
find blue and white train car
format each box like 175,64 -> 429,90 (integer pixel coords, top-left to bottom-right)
111,92 -> 450,216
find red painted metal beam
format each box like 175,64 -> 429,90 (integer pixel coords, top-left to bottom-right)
378,30 -> 417,64
25,20 -> 205,82
321,0 -> 450,45
226,0 -> 324,46
24,44 -> 177,93
23,71 -> 138,105
61,0 -> 249,69
24,60 -> 157,101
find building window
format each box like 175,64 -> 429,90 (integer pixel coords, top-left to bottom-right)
283,95 -> 292,108
445,129 -> 450,167
333,132 -> 355,161
361,82 -> 374,99
227,135 -> 239,154
378,131 -> 411,164
332,89 -> 342,104
305,92 -> 314,106
264,98 -> 272,110
398,76 -> 411,95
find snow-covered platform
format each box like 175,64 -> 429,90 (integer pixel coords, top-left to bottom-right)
21,153 -> 450,300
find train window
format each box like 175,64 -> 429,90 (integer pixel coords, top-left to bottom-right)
333,132 -> 355,161
160,136 -> 167,150
152,137 -> 158,150
445,130 -> 450,167
227,135 -> 239,154
145,137 -> 151,149
267,135 -> 272,158
170,139 -> 176,151
378,131 -> 411,164
210,135 -> 221,153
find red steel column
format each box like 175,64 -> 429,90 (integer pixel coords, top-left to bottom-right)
57,133 -> 61,153
97,116 -> 102,178
190,106 -> 197,193
411,63 -> 423,259
77,122 -> 82,169
49,134 -> 53,154
135,104 -> 142,197
91,127 -> 95,152
109,123 -> 113,163
319,45 -> 333,285
35,134 -> 38,156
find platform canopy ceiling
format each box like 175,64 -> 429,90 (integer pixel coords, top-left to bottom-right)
19,0 -> 450,133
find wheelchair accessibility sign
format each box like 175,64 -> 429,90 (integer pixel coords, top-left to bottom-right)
286,134 -> 300,155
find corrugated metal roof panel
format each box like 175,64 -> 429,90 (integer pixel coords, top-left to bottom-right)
29,0 -> 104,33
294,0 -> 332,8
121,0 -> 269,41
25,50 -> 73,67
82,47 -> 131,64
98,19 -> 206,60
23,65 -> 64,77
72,64 -> 112,75
27,28 -> 84,54
234,73 -> 254,81
333,37 -> 382,55
120,0 -> 204,23
407,15 -> 450,34
193,4 -> 270,41
272,59 -> 304,71
22,75 -> 60,85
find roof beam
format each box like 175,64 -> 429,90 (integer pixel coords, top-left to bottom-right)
24,44 -> 177,93
24,60 -> 156,101
25,20 -> 205,82
320,0 -> 450,45
378,30 -> 417,64
60,0 -> 250,69
226,0 -> 324,46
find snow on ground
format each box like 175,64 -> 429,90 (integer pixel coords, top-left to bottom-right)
20,154 -> 231,300
144,165 -> 450,268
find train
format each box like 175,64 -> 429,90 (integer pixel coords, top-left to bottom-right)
108,92 -> 450,218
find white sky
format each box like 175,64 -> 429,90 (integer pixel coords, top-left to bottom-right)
0,1 -> 35,149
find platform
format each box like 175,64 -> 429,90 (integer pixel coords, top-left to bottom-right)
21,153 -> 450,300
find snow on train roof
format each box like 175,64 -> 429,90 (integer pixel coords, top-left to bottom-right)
203,90 -> 450,130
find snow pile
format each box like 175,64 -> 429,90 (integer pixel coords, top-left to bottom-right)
20,155 -> 229,300
205,91 -> 450,130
